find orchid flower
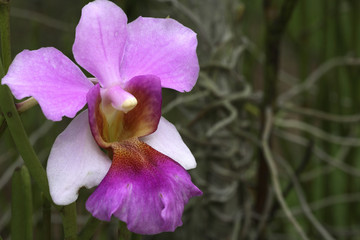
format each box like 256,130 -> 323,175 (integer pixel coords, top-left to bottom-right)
2,0 -> 202,234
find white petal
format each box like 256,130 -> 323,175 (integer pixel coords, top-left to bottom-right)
140,117 -> 196,170
47,110 -> 111,205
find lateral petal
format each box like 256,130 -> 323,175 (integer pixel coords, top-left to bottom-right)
73,0 -> 127,88
2,47 -> 93,121
120,17 -> 199,92
86,139 -> 202,234
141,117 -> 196,170
47,110 -> 111,205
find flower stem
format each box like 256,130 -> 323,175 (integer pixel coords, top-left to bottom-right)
78,217 -> 101,240
11,166 -> 33,240
118,221 -> 131,240
0,57 -> 6,136
0,56 -> 52,195
42,193 -> 52,240
255,0 -> 299,237
1,2 -> 79,238
22,166 -> 33,240
0,1 -> 10,69
0,114 -> 5,135
61,202 -> 78,240
0,0 -> 53,202
131,234 -> 142,240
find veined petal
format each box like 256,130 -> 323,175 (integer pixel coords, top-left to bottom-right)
87,75 -> 162,147
47,110 -> 111,205
141,117 -> 196,170
120,17 -> 199,92
73,0 -> 127,88
2,48 -> 93,121
86,139 -> 202,234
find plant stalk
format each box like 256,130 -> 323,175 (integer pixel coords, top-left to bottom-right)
78,217 -> 101,240
42,193 -> 52,240
11,166 -> 33,240
0,0 -> 52,202
0,3 -> 77,239
61,202 -> 78,240
255,0 -> 299,236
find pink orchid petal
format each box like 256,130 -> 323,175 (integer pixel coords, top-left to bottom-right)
1,47 -> 93,121
47,110 -> 111,205
86,140 -> 202,234
120,17 -> 199,92
141,117 -> 196,170
73,0 -> 127,88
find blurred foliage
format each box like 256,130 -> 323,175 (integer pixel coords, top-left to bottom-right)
1,0 -> 360,239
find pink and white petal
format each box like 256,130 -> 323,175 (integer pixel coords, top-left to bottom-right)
47,110 -> 111,205
140,117 -> 196,170
86,140 -> 202,234
120,17 -> 199,92
2,48 -> 93,121
73,0 -> 127,88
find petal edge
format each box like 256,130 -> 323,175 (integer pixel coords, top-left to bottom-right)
2,47 -> 93,121
86,139 -> 202,234
120,17 -> 199,92
73,0 -> 128,88
141,117 -> 197,170
47,110 -> 111,205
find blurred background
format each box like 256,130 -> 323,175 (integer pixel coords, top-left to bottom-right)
1,0 -> 360,239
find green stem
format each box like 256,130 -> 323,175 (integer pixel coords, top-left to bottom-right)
11,166 -> 33,240
131,234 -> 142,240
22,166 -> 34,240
11,168 -> 24,240
0,57 -> 6,136
118,221 -> 131,240
42,194 -> 52,240
0,1 -> 11,69
78,217 -> 101,240
0,78 -> 53,199
0,55 -> 4,80
61,202 -> 78,240
0,0 -> 53,202
0,114 -> 5,136
1,2 -> 79,239
0,97 -> 39,135
255,0 -> 299,236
